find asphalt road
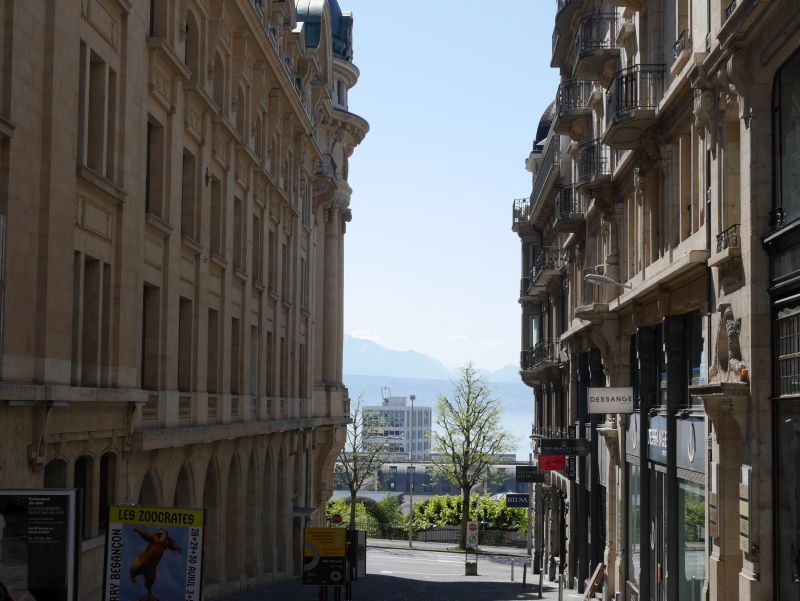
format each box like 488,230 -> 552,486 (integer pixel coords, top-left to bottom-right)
223,546 -> 574,601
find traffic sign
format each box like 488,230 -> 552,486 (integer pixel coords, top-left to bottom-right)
466,521 -> 479,549
515,465 -> 546,483
332,513 -> 342,524
506,493 -> 530,508
537,438 -> 591,456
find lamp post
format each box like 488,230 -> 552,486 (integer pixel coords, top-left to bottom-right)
408,394 -> 415,548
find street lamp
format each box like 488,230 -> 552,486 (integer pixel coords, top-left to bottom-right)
408,394 -> 416,548
583,273 -> 632,289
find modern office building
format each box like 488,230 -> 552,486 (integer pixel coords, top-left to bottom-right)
0,0 -> 366,597
514,1 -> 800,600
363,396 -> 432,461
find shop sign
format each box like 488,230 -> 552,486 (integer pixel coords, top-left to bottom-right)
566,456 -> 576,480
537,455 -> 567,471
505,493 -> 530,508
647,415 -> 667,463
588,387 -> 634,414
677,418 -> 705,472
303,527 -> 347,585
515,465 -> 545,483
104,505 -> 205,601
0,490 -> 78,601
537,438 -> 590,456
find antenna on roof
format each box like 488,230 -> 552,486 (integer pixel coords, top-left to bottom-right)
381,387 -> 391,403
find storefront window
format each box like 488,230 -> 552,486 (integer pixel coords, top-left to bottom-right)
678,479 -> 705,601
777,306 -> 800,396
627,463 -> 641,586
774,49 -> 800,227
687,312 -> 706,387
777,399 -> 800,599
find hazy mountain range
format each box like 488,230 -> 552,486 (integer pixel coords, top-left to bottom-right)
343,335 -> 533,460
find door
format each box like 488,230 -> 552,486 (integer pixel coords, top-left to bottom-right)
649,468 -> 667,601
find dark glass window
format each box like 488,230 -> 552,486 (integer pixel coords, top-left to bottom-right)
774,50 -> 800,227
627,463 -> 641,587
777,305 -> 800,396
776,399 -> 800,599
678,479 -> 705,601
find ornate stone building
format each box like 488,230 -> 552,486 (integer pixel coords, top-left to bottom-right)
0,0 -> 366,597
514,1 -> 800,600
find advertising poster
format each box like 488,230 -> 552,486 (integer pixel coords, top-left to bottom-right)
103,506 -> 204,601
303,528 -> 346,586
0,489 -> 78,601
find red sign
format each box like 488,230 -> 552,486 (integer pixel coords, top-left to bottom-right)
538,455 -> 567,471
468,522 -> 478,532
332,513 -> 342,524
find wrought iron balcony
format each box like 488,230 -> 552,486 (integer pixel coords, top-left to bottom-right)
530,137 -> 561,226
604,64 -> 665,149
575,139 -> 611,193
530,247 -> 565,294
716,224 -> 740,253
574,14 -> 620,81
725,0 -> 737,19
553,187 -> 587,233
672,30 -> 687,59
521,339 -> 560,372
512,197 -> 532,231
554,80 -> 593,137
551,0 -> 581,69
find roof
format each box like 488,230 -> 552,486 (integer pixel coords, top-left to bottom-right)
295,0 -> 354,62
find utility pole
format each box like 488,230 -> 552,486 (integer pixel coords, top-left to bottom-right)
408,394 -> 415,548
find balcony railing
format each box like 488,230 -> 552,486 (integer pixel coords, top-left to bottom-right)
554,187 -> 586,227
606,64 -> 665,121
672,30 -> 687,59
716,224 -> 740,253
513,197 -> 532,226
576,139 -> 610,189
556,80 -> 593,119
531,137 -> 560,209
521,339 -> 560,371
576,14 -> 619,62
530,247 -> 565,285
725,0 -> 737,19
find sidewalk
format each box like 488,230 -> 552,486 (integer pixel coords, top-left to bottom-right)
367,536 -> 532,558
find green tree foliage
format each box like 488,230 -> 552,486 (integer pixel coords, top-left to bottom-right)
432,363 -> 515,548
413,495 -> 527,533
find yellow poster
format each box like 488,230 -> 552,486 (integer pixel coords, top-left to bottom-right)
304,527 -> 346,557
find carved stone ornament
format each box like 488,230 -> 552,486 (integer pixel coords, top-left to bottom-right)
634,167 -> 645,206
694,88 -> 720,149
709,303 -> 746,382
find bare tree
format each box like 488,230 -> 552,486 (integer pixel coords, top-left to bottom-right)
431,363 -> 514,548
336,395 -> 388,529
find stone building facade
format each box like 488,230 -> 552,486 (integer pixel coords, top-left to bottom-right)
514,1 -> 800,600
0,0 -> 366,597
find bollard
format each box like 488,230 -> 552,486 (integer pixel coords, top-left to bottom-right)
522,562 -> 527,589
511,560 -> 515,582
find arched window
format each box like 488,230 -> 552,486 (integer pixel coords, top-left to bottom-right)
98,452 -> 116,533
138,471 -> 158,506
43,459 -> 67,488
174,465 -> 192,507
74,455 -> 93,539
184,12 -> 200,79
773,49 -> 800,228
213,52 -> 225,113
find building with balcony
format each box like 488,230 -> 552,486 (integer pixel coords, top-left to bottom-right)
0,0 -> 367,597
512,1 -> 800,600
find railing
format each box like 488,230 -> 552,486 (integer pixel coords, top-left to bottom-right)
672,30 -> 687,59
531,247 -> 565,283
179,395 -> 191,423
208,395 -> 218,422
606,64 -> 665,121
576,139 -> 610,187
533,339 -> 560,367
531,137 -> 560,208
716,224 -> 740,253
725,0 -> 737,19
556,80 -> 593,118
554,187 -> 586,222
513,197 -> 532,225
576,14 -> 619,61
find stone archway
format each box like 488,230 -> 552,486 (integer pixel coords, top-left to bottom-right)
202,460 -> 220,585
261,447 -> 275,576
138,471 -> 159,506
225,455 -> 242,583
245,451 -> 259,578
173,465 -> 192,508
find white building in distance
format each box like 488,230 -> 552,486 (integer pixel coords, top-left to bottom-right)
364,396 -> 432,461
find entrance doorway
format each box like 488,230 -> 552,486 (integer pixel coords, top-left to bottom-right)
649,468 -> 667,601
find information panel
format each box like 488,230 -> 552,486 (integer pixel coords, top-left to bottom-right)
103,505 -> 205,601
0,489 -> 78,601
303,528 -> 347,586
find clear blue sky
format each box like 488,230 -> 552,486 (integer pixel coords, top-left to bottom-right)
342,1 -> 559,372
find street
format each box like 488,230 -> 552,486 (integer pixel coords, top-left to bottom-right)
222,544 -> 583,601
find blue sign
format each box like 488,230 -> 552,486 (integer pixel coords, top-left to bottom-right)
506,493 -> 530,508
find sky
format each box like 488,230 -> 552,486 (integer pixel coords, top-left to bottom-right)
341,1 -> 559,372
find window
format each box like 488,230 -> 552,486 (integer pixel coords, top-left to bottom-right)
181,149 -> 198,239
78,43 -> 117,181
678,478 -> 705,601
43,459 -> 67,488
265,331 -> 274,396
773,49 -> 800,228
776,399 -> 800,598
184,12 -> 200,78
268,228 -> 277,292
149,0 -> 167,37
279,336 -> 287,397
281,242 -> 290,301
146,117 -> 165,216
72,254 -> 111,388
230,317 -> 240,395
178,298 -> 193,392
627,463 -> 641,587
252,213 -> 263,283
207,309 -> 219,393
213,52 -> 225,112
141,285 -> 160,390
249,325 -> 259,397
210,176 -> 224,257
233,197 -> 244,270
234,86 -> 246,138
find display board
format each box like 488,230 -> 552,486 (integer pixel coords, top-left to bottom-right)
303,528 -> 347,586
103,506 -> 205,601
0,489 -> 78,601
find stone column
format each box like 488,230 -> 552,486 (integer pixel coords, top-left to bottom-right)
322,200 -> 341,384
